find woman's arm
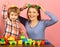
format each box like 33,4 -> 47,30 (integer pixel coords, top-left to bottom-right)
20,4 -> 28,11
18,4 -> 28,26
40,4 -> 58,27
18,16 -> 28,26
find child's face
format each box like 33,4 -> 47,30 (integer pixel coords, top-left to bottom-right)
9,12 -> 18,21
28,7 -> 39,21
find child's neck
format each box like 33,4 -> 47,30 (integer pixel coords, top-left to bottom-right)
11,20 -> 17,22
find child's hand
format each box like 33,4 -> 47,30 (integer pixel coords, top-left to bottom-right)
3,3 -> 8,10
3,4 -> 6,10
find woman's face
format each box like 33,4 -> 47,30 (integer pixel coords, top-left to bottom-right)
28,7 -> 39,21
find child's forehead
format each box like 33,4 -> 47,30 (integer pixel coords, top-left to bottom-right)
10,12 -> 18,14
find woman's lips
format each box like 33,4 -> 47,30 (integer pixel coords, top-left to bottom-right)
29,15 -> 35,18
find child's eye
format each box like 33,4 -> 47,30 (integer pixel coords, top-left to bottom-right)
11,14 -> 14,16
15,15 -> 17,16
33,11 -> 36,13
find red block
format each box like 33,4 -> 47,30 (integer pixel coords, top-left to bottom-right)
4,37 -> 8,44
40,40 -> 45,45
35,42 -> 38,45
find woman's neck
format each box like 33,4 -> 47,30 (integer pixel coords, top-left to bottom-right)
31,18 -> 38,23
30,19 -> 39,28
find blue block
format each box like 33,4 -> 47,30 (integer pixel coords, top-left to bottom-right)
45,40 -> 50,45
22,38 -> 28,42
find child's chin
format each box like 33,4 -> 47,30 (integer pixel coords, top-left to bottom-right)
12,20 -> 16,21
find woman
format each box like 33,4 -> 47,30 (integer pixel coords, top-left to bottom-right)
25,4 -> 58,40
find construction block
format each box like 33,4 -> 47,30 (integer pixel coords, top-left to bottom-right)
8,37 -> 15,41
25,39 -> 33,45
20,35 -> 25,40
35,42 -> 38,45
0,38 -> 6,44
40,40 -> 45,45
18,40 -> 22,44
5,39 -> 8,44
45,40 -> 50,45
32,40 -> 36,46
22,38 -> 28,42
8,40 -> 17,45
27,39 -> 33,45
38,40 -> 41,46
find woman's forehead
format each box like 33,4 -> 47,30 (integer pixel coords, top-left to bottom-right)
29,8 -> 37,11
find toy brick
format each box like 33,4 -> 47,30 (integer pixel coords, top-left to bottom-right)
18,40 -> 22,44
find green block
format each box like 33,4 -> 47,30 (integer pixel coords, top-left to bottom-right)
21,35 -> 25,40
25,39 -> 33,45
1,38 -> 5,42
0,41 -> 5,44
9,40 -> 17,45
0,38 -> 5,44
28,39 -> 32,42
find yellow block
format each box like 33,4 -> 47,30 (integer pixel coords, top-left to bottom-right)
8,36 -> 15,41
18,40 -> 22,44
38,41 -> 41,46
32,40 -> 35,46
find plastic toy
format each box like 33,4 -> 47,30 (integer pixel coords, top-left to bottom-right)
40,40 -> 45,45
45,40 -> 50,45
18,40 -> 22,44
0,38 -> 6,44
25,39 -> 33,45
7,37 -> 17,45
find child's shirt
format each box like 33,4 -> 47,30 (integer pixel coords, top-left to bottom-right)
4,18 -> 23,39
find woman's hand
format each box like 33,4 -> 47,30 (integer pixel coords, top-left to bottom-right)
39,4 -> 46,12
20,3 -> 28,11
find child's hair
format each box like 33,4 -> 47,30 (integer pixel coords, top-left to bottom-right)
7,6 -> 20,18
27,5 -> 41,20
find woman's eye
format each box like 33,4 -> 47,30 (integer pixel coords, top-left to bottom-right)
15,15 -> 17,16
33,11 -> 36,13
28,11 -> 31,13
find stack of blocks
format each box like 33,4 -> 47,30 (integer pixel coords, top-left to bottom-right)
7,37 -> 17,45
0,34 -> 50,45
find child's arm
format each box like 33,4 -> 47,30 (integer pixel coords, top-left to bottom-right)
19,22 -> 28,38
21,30 -> 28,38
2,4 -> 8,21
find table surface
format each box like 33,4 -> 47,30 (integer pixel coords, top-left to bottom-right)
0,43 -> 54,47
